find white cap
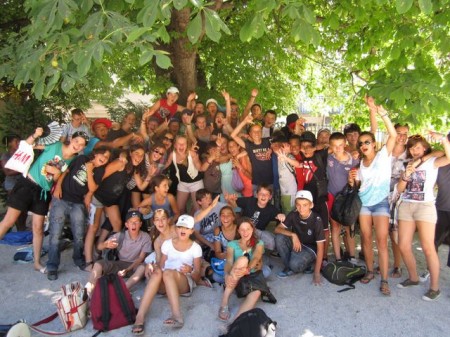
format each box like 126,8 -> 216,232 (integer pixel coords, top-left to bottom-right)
206,98 -> 218,107
295,190 -> 313,203
167,86 -> 179,94
176,214 -> 195,229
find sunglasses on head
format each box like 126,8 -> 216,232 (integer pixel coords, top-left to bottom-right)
358,140 -> 372,147
153,149 -> 164,156
163,136 -> 174,142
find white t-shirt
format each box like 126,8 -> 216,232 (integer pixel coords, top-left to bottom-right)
161,239 -> 202,271
358,146 -> 392,206
278,154 -> 297,197
401,157 -> 438,203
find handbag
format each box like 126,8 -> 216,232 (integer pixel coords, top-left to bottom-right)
235,270 -> 277,304
4,140 -> 34,177
102,231 -> 125,261
331,184 -> 362,227
29,282 -> 88,335
231,168 -> 244,192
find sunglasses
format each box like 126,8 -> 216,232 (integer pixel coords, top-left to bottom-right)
358,140 -> 372,147
164,136 -> 174,142
153,149 -> 164,156
72,131 -> 90,143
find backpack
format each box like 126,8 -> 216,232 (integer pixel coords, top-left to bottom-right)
219,308 -> 277,337
90,274 -> 136,334
321,261 -> 367,292
331,184 -> 362,227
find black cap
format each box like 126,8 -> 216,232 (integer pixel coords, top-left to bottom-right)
286,113 -> 299,125
300,131 -> 316,146
125,210 -> 142,221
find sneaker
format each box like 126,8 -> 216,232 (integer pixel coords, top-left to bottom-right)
348,257 -> 359,265
422,289 -> 441,301
277,268 -> 294,279
419,271 -> 430,282
397,278 -> 419,288
47,270 -> 58,281
304,266 -> 314,274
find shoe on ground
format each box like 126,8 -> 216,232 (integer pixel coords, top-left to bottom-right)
419,271 -> 430,282
397,278 -> 419,288
348,257 -> 360,265
47,270 -> 58,281
422,289 -> 441,301
277,268 -> 294,279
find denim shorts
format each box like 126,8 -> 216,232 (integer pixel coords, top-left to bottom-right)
360,197 -> 390,217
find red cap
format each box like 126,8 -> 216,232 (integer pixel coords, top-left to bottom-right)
91,118 -> 112,132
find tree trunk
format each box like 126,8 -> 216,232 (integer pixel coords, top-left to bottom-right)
168,8 -> 198,103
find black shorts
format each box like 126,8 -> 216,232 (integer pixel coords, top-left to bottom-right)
7,176 -> 51,216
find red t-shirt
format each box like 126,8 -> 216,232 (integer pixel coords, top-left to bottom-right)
154,99 -> 178,122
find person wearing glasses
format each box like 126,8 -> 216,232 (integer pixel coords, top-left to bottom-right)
396,134 -> 450,301
348,97 -> 397,296
0,129 -> 89,272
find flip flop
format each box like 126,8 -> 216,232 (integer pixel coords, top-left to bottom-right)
163,317 -> 184,328
131,324 -> 145,335
360,271 -> 374,284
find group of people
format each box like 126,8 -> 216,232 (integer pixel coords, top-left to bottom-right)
0,87 -> 449,335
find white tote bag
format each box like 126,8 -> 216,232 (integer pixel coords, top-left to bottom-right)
4,140 -> 34,177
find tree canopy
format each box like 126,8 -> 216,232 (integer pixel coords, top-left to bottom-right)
0,0 -> 449,131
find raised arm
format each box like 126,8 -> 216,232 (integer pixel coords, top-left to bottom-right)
366,96 -> 397,154
230,114 -> 253,148
241,88 -> 258,120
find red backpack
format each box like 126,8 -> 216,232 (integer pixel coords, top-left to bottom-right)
90,274 -> 136,334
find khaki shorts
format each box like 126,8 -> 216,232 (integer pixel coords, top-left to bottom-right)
398,201 -> 437,223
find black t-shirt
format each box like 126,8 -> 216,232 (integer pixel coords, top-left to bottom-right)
237,197 -> 279,231
283,210 -> 325,253
62,155 -> 105,204
245,138 -> 273,185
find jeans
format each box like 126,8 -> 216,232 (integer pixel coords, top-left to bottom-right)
275,234 -> 316,273
47,198 -> 87,271
255,229 -> 275,251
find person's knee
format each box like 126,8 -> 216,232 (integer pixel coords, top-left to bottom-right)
275,234 -> 289,249
163,269 -> 177,280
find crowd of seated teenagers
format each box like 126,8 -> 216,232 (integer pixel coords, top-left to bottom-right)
1,88 -> 449,332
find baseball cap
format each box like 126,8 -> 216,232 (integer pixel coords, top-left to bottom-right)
295,190 -> 313,203
167,86 -> 179,94
300,131 -> 316,145
176,214 -> 195,229
125,209 -> 142,221
91,118 -> 112,132
286,113 -> 299,126
206,98 -> 218,107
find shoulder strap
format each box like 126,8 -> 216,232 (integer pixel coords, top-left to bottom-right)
117,231 -> 125,251
110,274 -> 134,325
29,313 -> 64,336
99,275 -> 110,331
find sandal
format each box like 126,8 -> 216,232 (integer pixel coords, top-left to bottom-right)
131,324 -> 145,335
163,317 -> 184,328
360,271 -> 375,284
218,306 -> 230,321
390,267 -> 402,278
380,280 -> 391,296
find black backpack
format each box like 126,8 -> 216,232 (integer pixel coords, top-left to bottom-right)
219,308 -> 277,337
331,184 -> 362,227
322,261 -> 366,292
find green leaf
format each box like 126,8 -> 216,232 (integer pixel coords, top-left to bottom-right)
139,50 -> 154,66
127,27 -> 149,43
155,53 -> 172,69
44,71 -> 61,96
81,0 -> 94,13
395,0 -> 414,14
302,5 -> 316,25
173,0 -> 187,10
204,9 -> 221,42
157,26 -> 170,43
187,13 -> 202,44
418,0 -> 433,15
61,75 -> 76,93
33,80 -> 44,100
239,20 -> 254,42
190,0 -> 202,8
328,13 -> 340,30
77,50 -> 93,77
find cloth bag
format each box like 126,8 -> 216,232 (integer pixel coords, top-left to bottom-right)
231,168 -> 244,192
4,140 -> 34,177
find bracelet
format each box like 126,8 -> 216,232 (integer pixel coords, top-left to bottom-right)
380,113 -> 388,118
